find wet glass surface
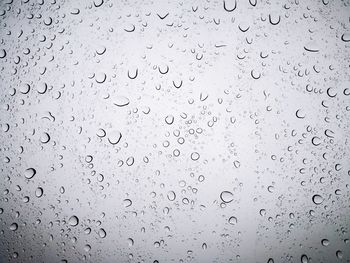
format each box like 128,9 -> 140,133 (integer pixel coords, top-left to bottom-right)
0,0 -> 349,262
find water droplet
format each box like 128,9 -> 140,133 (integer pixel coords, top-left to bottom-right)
114,96 -> 130,107
0,49 -> 6,58
165,115 -> 174,125
301,254 -> 309,263
259,209 -> 266,217
336,250 -> 343,259
40,132 -> 50,144
9,223 -> 18,231
24,168 -> 36,179
98,228 -> 106,238
68,216 -> 79,227
321,239 -> 329,246
95,72 -> 106,84
312,194 -> 324,205
304,41 -> 320,52
35,187 -> 43,198
127,238 -> 134,247
190,152 -> 200,161
123,199 -> 132,207
96,128 -> 106,138
59,186 -> 65,194
167,191 -> 176,201
228,216 -> 237,225
108,130 -> 122,145
220,191 -> 234,203
83,244 -> 91,252
341,33 -> 350,42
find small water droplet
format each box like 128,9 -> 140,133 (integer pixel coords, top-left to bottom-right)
108,130 -> 122,145
321,239 -> 329,246
190,152 -> 200,161
9,223 -> 18,231
336,250 -> 343,259
24,168 -> 36,179
312,194 -> 323,205
68,216 -> 79,227
98,228 -> 106,238
228,216 -> 237,225
167,191 -> 176,201
0,49 -> 6,58
40,132 -> 50,144
220,191 -> 234,203
165,115 -> 174,125
301,254 -> 309,263
35,187 -> 43,198
123,199 -> 132,207
114,96 -> 130,107
83,244 -> 91,252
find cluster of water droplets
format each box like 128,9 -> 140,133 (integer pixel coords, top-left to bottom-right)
0,0 -> 349,262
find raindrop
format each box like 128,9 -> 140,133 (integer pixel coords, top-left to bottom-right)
9,223 -> 18,231
70,8 -> 80,15
96,128 -> 106,138
312,194 -> 323,205
220,191 -> 234,203
20,84 -> 30,94
127,69 -> 138,79
336,250 -> 343,259
190,152 -> 200,161
123,199 -> 132,207
127,238 -> 134,247
93,0 -> 104,8
95,72 -> 106,84
59,186 -> 65,194
268,14 -> 280,25
341,33 -> 350,42
304,42 -> 320,52
223,0 -> 237,12
167,191 -> 176,201
165,115 -> 174,125
228,216 -> 237,225
68,216 -> 79,227
321,239 -> 329,246
37,83 -> 47,94
114,96 -> 130,107
35,187 -> 44,198
40,132 -> 50,144
108,130 -> 122,145
301,254 -> 309,263
259,209 -> 266,216
24,168 -> 36,179
98,228 -> 106,238
84,244 -> 91,252
96,46 -> 106,55
0,49 -> 6,58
